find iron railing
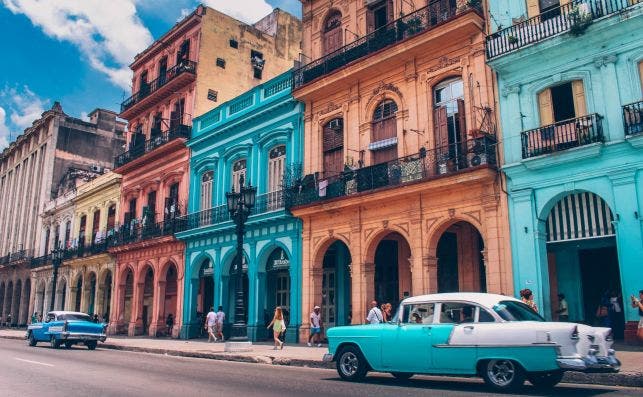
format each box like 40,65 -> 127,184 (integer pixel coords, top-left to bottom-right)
623,100 -> 643,136
287,136 -> 497,207
108,218 -> 181,247
114,118 -> 191,168
0,249 -> 34,266
176,191 -> 286,232
120,60 -> 197,113
29,239 -> 112,269
293,0 -> 482,88
521,113 -> 603,159
30,254 -> 52,269
486,0 -> 639,59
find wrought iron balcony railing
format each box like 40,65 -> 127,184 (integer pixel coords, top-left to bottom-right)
29,239 -> 112,269
120,60 -> 197,113
521,113 -> 603,159
623,100 -> 643,137
293,0 -> 482,89
486,0 -> 639,59
114,120 -> 191,168
287,136 -> 497,208
175,191 -> 286,233
0,249 -> 34,266
108,218 -> 181,248
30,254 -> 51,269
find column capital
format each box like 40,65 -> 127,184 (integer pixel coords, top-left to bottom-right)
593,54 -> 617,68
501,84 -> 520,97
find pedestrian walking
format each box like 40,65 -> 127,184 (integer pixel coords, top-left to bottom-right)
205,307 -> 217,342
519,289 -> 538,313
267,307 -> 287,350
166,313 -> 174,337
7,313 -> 12,328
557,294 -> 569,322
366,300 -> 383,324
215,306 -> 225,342
307,305 -> 322,347
630,290 -> 643,342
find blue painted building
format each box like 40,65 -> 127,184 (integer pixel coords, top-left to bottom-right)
486,1 -> 643,339
176,71 -> 304,342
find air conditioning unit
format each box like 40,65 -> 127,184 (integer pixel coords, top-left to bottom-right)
90,165 -> 102,173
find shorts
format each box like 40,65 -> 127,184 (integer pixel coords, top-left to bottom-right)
638,317 -> 643,329
310,327 -> 321,335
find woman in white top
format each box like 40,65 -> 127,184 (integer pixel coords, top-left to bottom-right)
267,307 -> 287,350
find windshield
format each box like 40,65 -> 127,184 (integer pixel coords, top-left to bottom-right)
493,301 -> 545,322
57,313 -> 92,322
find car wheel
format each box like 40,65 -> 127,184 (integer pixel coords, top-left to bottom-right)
391,372 -> 414,380
50,335 -> 60,349
28,333 -> 37,347
64,342 -> 73,349
86,341 -> 97,350
481,359 -> 525,391
336,346 -> 368,381
528,370 -> 564,390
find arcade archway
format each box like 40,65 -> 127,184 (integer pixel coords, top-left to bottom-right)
435,221 -> 486,293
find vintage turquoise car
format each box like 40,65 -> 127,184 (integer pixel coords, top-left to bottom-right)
27,311 -> 107,350
323,293 -> 620,391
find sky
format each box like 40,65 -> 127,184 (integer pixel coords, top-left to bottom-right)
0,0 -> 301,149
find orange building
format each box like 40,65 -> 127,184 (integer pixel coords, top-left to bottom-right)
290,0 -> 513,340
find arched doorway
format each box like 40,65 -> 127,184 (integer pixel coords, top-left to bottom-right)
57,278 -> 67,311
323,10 -> 343,56
373,232 -> 412,310
265,248 -> 291,329
226,256 -> 249,326
321,241 -> 351,328
100,271 -> 112,321
196,259 -> 214,336
74,275 -> 83,312
86,273 -> 97,315
142,267 -> 154,335
122,269 -> 134,334
436,221 -> 486,293
162,263 -> 178,336
13,280 -> 22,324
542,192 -> 623,337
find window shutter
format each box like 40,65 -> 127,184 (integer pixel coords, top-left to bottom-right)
366,9 -> 375,33
638,61 -> 643,96
526,0 -> 540,18
538,88 -> 554,126
457,99 -> 466,141
387,0 -> 394,24
434,106 -> 449,149
571,80 -> 587,117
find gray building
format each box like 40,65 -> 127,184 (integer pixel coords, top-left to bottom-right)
0,102 -> 125,326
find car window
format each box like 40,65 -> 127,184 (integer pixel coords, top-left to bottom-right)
46,313 -> 55,323
438,302 -> 477,324
404,303 -> 435,324
478,308 -> 496,323
493,300 -> 545,322
58,313 -> 92,321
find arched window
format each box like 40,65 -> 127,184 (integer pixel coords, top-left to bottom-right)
323,10 -> 343,56
370,100 -> 399,164
232,159 -> 247,192
322,118 -> 344,177
64,220 -> 71,248
200,171 -> 214,211
433,78 -> 465,160
268,146 -> 286,210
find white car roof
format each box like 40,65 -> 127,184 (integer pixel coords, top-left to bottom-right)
48,311 -> 89,316
402,293 -> 521,309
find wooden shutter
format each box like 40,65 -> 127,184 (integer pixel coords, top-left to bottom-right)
538,88 -> 554,126
386,0 -> 394,24
457,99 -> 466,142
434,106 -> 449,149
366,9 -> 375,33
526,0 -> 540,18
571,80 -> 587,117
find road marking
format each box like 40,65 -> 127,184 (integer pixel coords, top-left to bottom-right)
14,358 -> 54,367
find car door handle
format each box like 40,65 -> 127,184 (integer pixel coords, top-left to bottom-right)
464,325 -> 474,330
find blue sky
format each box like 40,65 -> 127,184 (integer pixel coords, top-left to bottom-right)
0,0 -> 301,149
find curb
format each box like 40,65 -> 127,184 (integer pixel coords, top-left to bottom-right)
3,335 -> 641,388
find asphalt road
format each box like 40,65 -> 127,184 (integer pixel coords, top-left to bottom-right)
0,338 -> 640,397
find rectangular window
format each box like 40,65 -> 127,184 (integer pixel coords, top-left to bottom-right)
216,58 -> 226,68
229,39 -> 238,48
128,198 -> 137,220
207,89 -> 218,102
92,211 -> 101,243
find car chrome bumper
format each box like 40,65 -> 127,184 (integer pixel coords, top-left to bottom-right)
322,353 -> 334,362
557,355 -> 620,373
60,332 -> 107,342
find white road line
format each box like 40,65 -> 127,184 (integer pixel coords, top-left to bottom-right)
14,357 -> 54,367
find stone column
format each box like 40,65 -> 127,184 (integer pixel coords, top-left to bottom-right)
151,280 -> 166,337
500,85 -> 523,165
424,255 -> 438,294
361,262 -> 375,323
594,55 -> 623,141
130,280 -> 144,336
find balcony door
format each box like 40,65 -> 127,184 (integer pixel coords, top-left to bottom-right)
367,0 -> 393,33
370,100 -> 398,164
267,145 -> 285,210
433,78 -> 466,168
232,159 -> 247,193
170,99 -> 185,130
322,118 -> 344,178
158,57 -> 168,85
323,10 -> 343,56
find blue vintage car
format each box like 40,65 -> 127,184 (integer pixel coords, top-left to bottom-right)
27,311 -> 107,350
323,293 -> 620,391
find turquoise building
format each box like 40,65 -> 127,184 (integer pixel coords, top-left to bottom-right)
176,71 -> 304,342
486,1 -> 643,339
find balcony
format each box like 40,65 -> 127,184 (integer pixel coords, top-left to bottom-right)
176,191 -> 286,233
287,136 -> 497,208
486,0 -> 639,60
114,119 -> 191,169
120,60 -> 197,119
623,100 -> 643,136
29,239 -> 111,270
293,0 -> 482,89
0,249 -> 34,267
108,218 -> 181,248
521,113 -> 603,159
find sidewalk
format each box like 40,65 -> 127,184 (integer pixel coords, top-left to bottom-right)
1,328 -> 641,387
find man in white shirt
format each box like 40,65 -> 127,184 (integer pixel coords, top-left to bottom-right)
215,306 -> 225,342
366,300 -> 383,324
307,305 -> 322,347
205,307 -> 217,342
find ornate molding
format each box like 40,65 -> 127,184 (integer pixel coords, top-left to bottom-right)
594,54 -> 617,68
501,84 -> 520,97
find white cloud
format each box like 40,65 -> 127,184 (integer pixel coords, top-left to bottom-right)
0,86 -> 48,149
177,7 -> 191,22
0,107 -> 10,150
2,0 -> 153,90
80,111 -> 90,122
201,0 -> 273,24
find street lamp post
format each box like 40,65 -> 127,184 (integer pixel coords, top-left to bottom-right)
49,248 -> 63,312
225,175 -> 256,348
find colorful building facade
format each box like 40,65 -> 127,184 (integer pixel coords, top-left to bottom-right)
291,0 -> 513,341
487,0 -> 643,340
109,5 -> 302,337
176,71 -> 304,342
